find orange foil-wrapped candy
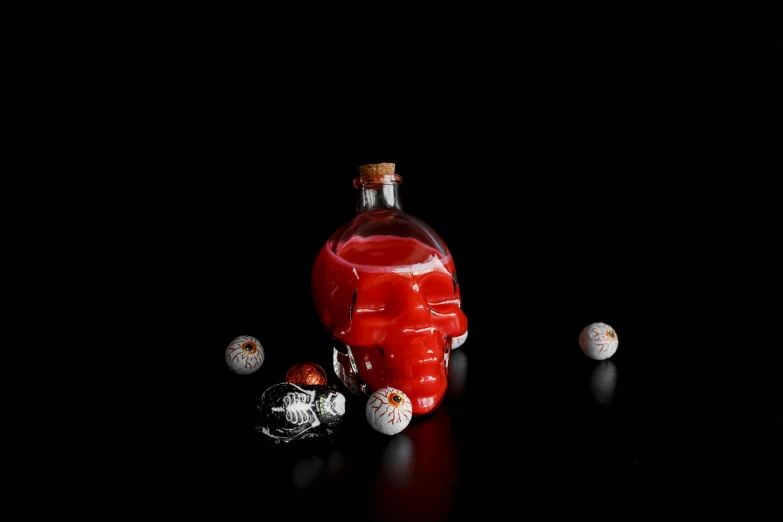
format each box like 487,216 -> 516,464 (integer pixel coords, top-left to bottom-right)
285,362 -> 328,386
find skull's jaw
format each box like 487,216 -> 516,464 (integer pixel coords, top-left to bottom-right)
332,344 -> 449,416
332,345 -> 364,397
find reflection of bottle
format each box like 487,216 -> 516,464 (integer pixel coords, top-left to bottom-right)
311,163 -> 468,416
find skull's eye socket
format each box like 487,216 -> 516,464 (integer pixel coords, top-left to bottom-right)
420,272 -> 463,316
605,331 -> 616,339
242,342 -> 257,354
389,393 -> 403,406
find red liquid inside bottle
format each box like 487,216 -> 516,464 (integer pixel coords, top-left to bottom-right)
311,164 -> 468,416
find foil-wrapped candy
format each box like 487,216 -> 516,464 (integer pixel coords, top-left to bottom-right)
224,335 -> 265,375
256,382 -> 346,443
366,386 -> 413,435
285,361 -> 328,386
579,322 -> 619,360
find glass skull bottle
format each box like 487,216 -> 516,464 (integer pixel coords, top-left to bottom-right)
311,163 -> 468,416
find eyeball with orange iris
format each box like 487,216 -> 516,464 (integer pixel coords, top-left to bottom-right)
366,387 -> 413,435
579,322 -> 619,360
225,335 -> 265,375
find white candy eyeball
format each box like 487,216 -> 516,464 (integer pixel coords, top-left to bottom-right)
366,387 -> 413,435
225,335 -> 265,375
579,322 -> 618,360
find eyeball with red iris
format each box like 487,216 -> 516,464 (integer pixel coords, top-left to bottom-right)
366,387 -> 413,435
225,335 -> 265,375
579,322 -> 618,360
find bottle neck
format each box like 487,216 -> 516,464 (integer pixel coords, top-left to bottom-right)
354,175 -> 403,214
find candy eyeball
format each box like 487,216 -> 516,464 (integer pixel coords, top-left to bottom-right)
225,335 -> 265,375
366,387 -> 413,435
286,361 -> 328,386
579,322 -> 618,360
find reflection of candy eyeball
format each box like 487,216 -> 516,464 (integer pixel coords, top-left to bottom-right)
225,335 -> 265,375
590,360 -> 617,405
366,387 -> 413,435
579,322 -> 618,360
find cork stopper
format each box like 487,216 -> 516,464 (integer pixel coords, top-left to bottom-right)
358,163 -> 396,177
354,162 -> 401,188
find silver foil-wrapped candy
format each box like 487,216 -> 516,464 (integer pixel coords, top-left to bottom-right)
256,382 -> 346,443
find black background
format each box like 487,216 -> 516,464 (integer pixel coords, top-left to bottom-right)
105,19 -> 783,520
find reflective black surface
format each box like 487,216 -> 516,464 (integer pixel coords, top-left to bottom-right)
122,31 -> 781,520
138,300 -> 781,519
